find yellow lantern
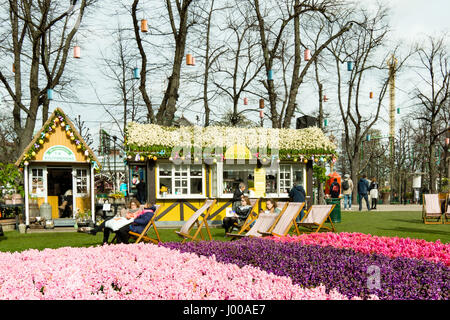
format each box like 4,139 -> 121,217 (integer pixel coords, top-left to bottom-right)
153,156 -> 157,161
70,136 -> 75,141
31,151 -> 36,157
54,118 -> 59,123
66,130 -> 71,136
45,133 -> 50,139
77,145 -> 82,150
39,139 -> 44,144
140,156 -> 145,161
304,159 -> 308,163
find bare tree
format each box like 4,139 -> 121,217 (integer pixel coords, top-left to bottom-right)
413,34 -> 449,192
0,0 -> 95,158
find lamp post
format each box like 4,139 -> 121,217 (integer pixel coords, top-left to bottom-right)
113,135 -> 117,193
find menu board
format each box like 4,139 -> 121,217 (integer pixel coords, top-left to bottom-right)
254,168 -> 266,197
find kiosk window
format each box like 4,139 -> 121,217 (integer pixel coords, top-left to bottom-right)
76,169 -> 88,195
222,165 -> 254,194
158,164 -> 204,196
31,169 -> 45,196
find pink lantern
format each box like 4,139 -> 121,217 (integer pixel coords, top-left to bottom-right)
259,110 -> 264,118
74,46 -> 81,59
446,138 -> 449,145
244,97 -> 248,105
304,49 -> 311,61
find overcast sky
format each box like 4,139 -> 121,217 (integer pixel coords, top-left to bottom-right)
38,0 -> 449,150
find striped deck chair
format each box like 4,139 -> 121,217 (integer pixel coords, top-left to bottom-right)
227,202 -> 288,239
128,205 -> 162,244
175,199 -> 217,243
422,194 -> 443,224
297,204 -> 336,233
229,198 -> 260,234
259,202 -> 305,237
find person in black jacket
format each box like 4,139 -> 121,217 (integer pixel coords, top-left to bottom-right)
358,175 -> 371,211
330,178 -> 340,199
232,182 -> 246,212
289,183 -> 306,221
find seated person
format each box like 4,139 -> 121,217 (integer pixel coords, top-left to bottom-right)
115,202 -> 157,244
223,196 -> 253,233
260,198 -> 282,215
59,189 -> 73,218
89,199 -> 143,244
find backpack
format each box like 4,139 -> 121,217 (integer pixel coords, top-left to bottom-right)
342,180 -> 349,191
332,183 -> 339,193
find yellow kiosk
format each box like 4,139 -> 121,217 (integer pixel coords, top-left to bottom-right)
15,108 -> 100,227
124,123 -> 337,226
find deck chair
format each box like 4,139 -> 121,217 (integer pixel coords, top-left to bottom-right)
227,202 -> 288,239
297,204 -> 336,233
422,194 -> 443,224
259,202 -> 305,237
229,198 -> 260,234
175,199 -> 217,243
128,205 -> 162,244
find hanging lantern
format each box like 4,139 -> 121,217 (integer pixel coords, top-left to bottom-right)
259,110 -> 264,118
186,54 -> 193,65
324,119 -> 328,127
445,138 -> 449,145
267,69 -> 273,81
141,19 -> 148,32
259,99 -> 264,109
397,108 -> 400,114
133,67 -> 140,79
366,134 -> 371,142
304,49 -> 311,61
47,88 -> 53,100
12,63 -> 15,73
191,57 -> 196,66
73,46 -> 81,59
347,61 -> 353,71
243,97 -> 248,105
369,91 -> 374,99
323,95 -> 328,102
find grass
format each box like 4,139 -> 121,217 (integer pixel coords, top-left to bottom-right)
0,210 -> 448,253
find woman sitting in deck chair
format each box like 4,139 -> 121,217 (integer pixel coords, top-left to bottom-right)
222,196 -> 253,233
113,202 -> 157,244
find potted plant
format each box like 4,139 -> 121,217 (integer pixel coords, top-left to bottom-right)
380,186 -> 391,204
76,210 -> 91,228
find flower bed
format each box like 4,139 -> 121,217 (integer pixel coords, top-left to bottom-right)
0,243 -> 367,300
267,232 -> 450,266
162,238 -> 450,300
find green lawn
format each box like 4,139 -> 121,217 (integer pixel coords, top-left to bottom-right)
0,210 -> 448,253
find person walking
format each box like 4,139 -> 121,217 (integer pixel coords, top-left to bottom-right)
358,174 -> 371,212
342,174 -> 353,211
369,177 -> 379,210
330,178 -> 340,199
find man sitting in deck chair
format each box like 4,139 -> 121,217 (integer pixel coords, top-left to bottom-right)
297,204 -> 336,233
175,199 -> 217,243
422,194 -> 443,224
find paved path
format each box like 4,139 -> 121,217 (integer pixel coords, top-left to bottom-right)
342,204 -> 422,212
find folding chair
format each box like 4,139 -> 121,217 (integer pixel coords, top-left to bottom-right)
297,204 -> 336,233
226,202 -> 288,239
229,198 -> 260,234
128,205 -> 162,244
175,199 -> 217,243
259,202 -> 305,237
422,194 -> 443,224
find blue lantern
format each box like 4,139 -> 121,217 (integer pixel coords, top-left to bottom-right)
347,61 -> 353,71
133,67 -> 139,79
47,88 -> 53,100
397,108 -> 400,114
324,119 -> 328,127
366,134 -> 371,142
267,69 -> 273,81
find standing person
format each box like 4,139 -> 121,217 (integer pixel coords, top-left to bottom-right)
136,179 -> 146,205
330,178 -> 340,199
358,174 -> 371,212
289,182 -> 306,221
342,174 -> 353,211
232,182 -> 246,212
369,177 -> 379,210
